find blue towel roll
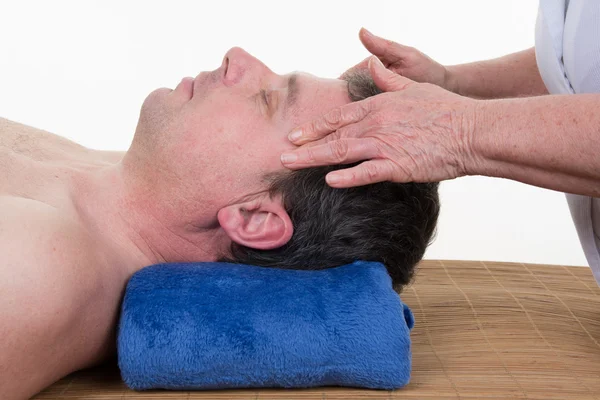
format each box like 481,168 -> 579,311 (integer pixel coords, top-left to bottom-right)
117,260 -> 414,390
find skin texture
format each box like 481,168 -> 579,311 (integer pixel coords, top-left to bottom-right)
281,30 -> 600,197
0,47 -> 353,399
446,47 -> 549,99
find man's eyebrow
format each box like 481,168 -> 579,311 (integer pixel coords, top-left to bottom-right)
283,73 -> 299,115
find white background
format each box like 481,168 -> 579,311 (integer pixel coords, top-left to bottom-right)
0,0 -> 587,267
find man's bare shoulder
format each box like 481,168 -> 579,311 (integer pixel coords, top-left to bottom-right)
0,195 -> 108,400
0,195 -> 102,279
0,117 -> 89,161
0,195 -> 108,326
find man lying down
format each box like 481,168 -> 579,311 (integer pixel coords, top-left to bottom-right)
0,47 -> 440,399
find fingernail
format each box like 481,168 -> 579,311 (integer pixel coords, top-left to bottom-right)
281,152 -> 298,164
362,27 -> 373,37
288,130 -> 303,142
326,173 -> 341,184
369,56 -> 384,71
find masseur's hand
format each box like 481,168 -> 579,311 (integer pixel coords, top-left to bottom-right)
280,57 -> 479,187
341,28 -> 456,92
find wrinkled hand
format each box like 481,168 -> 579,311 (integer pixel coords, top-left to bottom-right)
341,28 -> 456,92
280,57 -> 479,188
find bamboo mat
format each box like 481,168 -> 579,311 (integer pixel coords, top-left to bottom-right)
33,260 -> 600,400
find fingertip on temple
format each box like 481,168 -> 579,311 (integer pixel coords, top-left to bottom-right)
288,130 -> 303,143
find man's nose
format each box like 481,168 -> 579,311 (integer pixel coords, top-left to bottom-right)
222,47 -> 266,86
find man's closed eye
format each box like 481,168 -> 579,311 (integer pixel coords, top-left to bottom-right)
260,89 -> 280,117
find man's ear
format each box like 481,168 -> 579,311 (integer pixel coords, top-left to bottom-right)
217,194 -> 293,250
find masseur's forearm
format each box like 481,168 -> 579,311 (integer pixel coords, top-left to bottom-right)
447,48 -> 548,99
471,94 -> 600,197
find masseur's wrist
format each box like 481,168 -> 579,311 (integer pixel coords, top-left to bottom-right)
445,63 -> 495,99
443,65 -> 462,95
467,98 -> 524,179
456,98 -> 490,177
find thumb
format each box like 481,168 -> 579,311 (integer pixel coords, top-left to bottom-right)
359,28 -> 389,56
368,56 -> 415,92
359,28 -> 409,60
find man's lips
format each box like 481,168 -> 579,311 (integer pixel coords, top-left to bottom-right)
177,58 -> 227,100
171,76 -> 195,100
177,76 -> 195,98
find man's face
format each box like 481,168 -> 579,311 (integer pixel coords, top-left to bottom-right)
136,47 -> 351,211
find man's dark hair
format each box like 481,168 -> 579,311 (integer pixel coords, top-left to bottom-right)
219,71 -> 440,292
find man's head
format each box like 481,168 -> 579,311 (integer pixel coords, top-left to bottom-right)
126,47 -> 439,290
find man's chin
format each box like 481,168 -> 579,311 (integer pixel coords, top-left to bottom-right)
139,87 -> 174,118
144,87 -> 173,104
134,88 -> 178,144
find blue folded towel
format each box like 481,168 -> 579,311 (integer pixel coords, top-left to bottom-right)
117,260 -> 414,390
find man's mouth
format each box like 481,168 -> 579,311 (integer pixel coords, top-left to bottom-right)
223,56 -> 229,78
179,76 -> 195,99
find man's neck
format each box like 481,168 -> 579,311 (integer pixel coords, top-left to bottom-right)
68,154 -> 228,278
